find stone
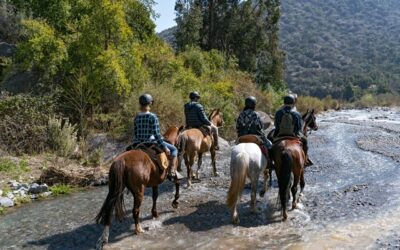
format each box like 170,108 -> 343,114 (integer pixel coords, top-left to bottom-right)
0,197 -> 14,207
28,183 -> 48,194
30,194 -> 38,199
7,193 -> 14,200
9,180 -> 19,190
0,190 -> 2,196
41,191 -> 52,197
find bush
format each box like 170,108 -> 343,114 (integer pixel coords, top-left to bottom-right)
47,117 -> 78,157
296,96 -> 324,114
49,184 -> 72,196
0,93 -> 55,155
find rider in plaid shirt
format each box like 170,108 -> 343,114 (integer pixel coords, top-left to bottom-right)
132,94 -> 183,181
133,112 -> 165,150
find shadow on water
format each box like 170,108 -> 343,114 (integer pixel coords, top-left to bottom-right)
163,200 -> 281,232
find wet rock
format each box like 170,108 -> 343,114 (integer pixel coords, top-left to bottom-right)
0,197 -> 14,207
28,183 -> 49,194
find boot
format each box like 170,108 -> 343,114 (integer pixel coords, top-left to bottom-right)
167,157 -> 184,181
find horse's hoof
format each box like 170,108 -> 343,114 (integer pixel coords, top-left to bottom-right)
172,201 -> 179,209
232,216 -> 240,224
95,238 -> 107,250
152,211 -> 159,218
283,214 -> 288,221
213,172 -> 219,177
135,225 -> 145,234
292,203 -> 297,210
259,190 -> 266,197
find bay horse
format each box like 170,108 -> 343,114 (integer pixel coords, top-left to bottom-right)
272,108 -> 318,221
178,109 -> 224,187
95,128 -> 181,250
227,143 -> 269,224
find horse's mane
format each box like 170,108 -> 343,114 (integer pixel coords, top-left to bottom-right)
208,109 -> 218,120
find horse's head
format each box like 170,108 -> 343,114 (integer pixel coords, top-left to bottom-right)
163,125 -> 184,145
302,109 -> 318,131
209,109 -> 225,127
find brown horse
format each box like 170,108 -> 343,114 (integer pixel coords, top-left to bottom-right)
178,109 -> 224,187
95,129 -> 181,250
163,125 -> 184,145
272,109 -> 318,221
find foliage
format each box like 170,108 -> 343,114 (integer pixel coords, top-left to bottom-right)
17,20 -> 67,79
49,184 -> 72,196
13,195 -> 31,206
47,116 -> 78,157
175,0 -> 285,91
0,93 -> 56,155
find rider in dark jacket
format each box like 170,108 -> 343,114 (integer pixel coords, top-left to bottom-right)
274,95 -> 313,166
236,96 -> 272,149
184,91 -> 219,150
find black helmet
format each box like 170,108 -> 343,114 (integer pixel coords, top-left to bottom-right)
139,94 -> 153,105
283,95 -> 295,105
189,91 -> 200,100
245,96 -> 257,109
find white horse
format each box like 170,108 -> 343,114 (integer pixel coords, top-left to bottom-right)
226,143 -> 269,224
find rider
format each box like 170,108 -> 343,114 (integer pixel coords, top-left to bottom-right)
133,94 -> 183,180
184,91 -> 219,150
236,96 -> 272,151
273,95 -> 313,166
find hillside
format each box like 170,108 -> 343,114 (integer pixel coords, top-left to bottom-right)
159,0 -> 400,99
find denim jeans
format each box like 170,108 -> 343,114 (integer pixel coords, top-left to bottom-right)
164,141 -> 178,157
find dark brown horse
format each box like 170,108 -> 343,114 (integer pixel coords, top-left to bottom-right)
95,129 -> 181,250
178,109 -> 224,187
272,109 -> 318,220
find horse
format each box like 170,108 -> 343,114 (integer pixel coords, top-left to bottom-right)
177,109 -> 224,187
272,108 -> 318,221
163,125 -> 184,146
95,128 -> 181,250
267,108 -> 318,186
226,143 -> 269,224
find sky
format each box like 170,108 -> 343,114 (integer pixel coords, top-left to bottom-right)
153,0 -> 177,33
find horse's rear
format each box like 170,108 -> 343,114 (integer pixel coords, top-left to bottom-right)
227,143 -> 268,224
272,138 -> 305,221
178,128 -> 216,187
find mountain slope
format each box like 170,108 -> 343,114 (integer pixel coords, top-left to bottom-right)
280,0 -> 400,98
159,0 -> 400,98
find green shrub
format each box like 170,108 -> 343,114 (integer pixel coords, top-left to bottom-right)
49,184 -> 72,196
47,116 -> 78,157
296,96 -> 324,114
13,195 -> 31,206
0,93 -> 55,155
0,207 -> 6,215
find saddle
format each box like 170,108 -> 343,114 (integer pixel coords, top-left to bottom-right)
186,125 -> 211,137
126,143 -> 169,171
272,136 -> 302,145
237,135 -> 268,158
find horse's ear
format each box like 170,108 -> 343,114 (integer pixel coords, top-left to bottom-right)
306,109 -> 309,114
311,109 -> 315,114
178,125 -> 184,132
216,108 -> 220,114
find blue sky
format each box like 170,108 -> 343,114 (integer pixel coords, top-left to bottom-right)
153,0 -> 177,32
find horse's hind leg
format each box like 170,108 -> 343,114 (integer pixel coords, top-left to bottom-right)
185,154 -> 194,187
133,185 -> 145,234
260,169 -> 269,197
211,149 -> 218,176
251,178 -> 259,214
291,176 -> 300,210
151,186 -> 159,218
299,168 -> 305,198
196,153 -> 203,179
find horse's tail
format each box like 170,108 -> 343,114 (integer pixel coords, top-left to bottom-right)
177,133 -> 187,156
278,150 -> 293,211
95,160 -> 126,225
227,151 -> 248,209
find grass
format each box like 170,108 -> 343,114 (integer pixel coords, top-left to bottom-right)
49,184 -> 73,196
0,158 -> 30,178
13,195 -> 31,206
0,207 -> 6,215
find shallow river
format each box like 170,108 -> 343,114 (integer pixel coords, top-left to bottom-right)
0,108 -> 399,249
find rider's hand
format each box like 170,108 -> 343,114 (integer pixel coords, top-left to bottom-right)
164,147 -> 171,156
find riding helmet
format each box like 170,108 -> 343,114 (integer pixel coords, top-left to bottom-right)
189,91 -> 200,100
139,94 -> 153,105
283,95 -> 295,105
245,96 -> 257,109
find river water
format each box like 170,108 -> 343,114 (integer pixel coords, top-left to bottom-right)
0,108 -> 399,249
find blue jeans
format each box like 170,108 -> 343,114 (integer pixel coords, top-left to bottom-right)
164,141 -> 178,157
